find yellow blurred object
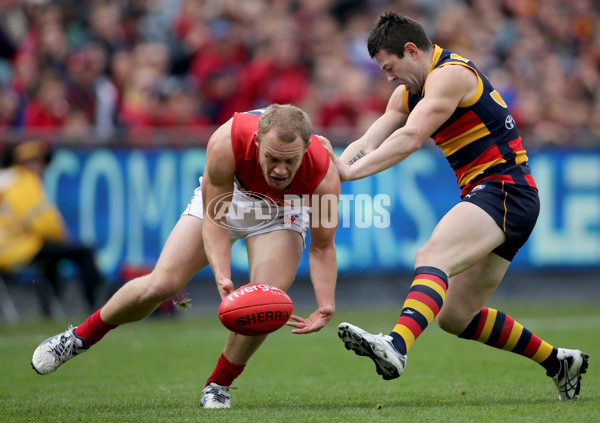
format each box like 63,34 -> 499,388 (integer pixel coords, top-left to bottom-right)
12,140 -> 50,164
0,165 -> 66,271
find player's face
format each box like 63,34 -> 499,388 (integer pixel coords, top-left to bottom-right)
374,48 -> 421,95
255,130 -> 308,190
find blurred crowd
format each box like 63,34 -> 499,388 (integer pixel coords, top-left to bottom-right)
0,0 -> 598,147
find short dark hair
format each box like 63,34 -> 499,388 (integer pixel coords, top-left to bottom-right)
367,11 -> 433,59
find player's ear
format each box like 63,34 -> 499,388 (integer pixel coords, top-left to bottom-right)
404,42 -> 418,57
253,132 -> 260,148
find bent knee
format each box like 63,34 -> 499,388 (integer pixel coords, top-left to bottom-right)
413,243 -> 445,271
413,246 -> 430,268
140,272 -> 187,303
436,310 -> 469,336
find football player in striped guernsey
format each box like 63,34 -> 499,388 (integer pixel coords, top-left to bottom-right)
322,11 -> 588,401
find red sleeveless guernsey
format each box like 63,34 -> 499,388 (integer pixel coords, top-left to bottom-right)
230,111 -> 330,202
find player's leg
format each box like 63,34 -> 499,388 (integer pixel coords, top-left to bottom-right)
225,229 -> 303,362
443,255 -> 555,365
436,252 -> 508,332
394,201 -> 508,349
32,215 -> 209,375
202,229 -> 303,406
441,255 -> 588,400
101,215 -> 209,325
339,201 -> 505,379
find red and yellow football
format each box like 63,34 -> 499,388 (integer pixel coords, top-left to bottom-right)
218,283 -> 294,336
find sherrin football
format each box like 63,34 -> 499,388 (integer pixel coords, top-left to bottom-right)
218,283 -> 294,336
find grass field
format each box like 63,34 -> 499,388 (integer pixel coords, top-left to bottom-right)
1,302 -> 598,422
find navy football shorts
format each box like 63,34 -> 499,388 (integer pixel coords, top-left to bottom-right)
461,180 -> 540,261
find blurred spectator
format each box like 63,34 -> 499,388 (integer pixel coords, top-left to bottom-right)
119,64 -> 162,128
64,47 -> 101,124
62,109 -> 91,144
94,49 -> 133,141
87,1 -> 132,59
238,20 -> 310,112
23,70 -> 69,128
0,86 -> 18,132
9,52 -> 40,127
37,18 -> 69,74
0,0 -> 597,147
161,82 -> 212,128
0,16 -> 18,84
0,140 -> 104,315
119,42 -> 175,129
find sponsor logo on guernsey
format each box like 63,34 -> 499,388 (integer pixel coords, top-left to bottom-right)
464,184 -> 486,199
505,115 -> 515,130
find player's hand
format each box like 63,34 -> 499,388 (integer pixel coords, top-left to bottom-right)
286,305 -> 334,334
216,278 -> 234,299
318,136 -> 352,181
317,135 -> 332,150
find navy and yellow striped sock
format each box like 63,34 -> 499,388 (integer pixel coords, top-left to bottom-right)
389,266 -> 448,355
459,307 -> 559,375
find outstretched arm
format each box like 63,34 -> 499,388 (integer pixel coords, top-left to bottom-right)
202,119 -> 236,298
286,160 -> 340,334
324,65 -> 477,181
339,86 -> 409,165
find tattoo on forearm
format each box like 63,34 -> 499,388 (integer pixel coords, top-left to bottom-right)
348,150 -> 366,164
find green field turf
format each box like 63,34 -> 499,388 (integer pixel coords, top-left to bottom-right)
1,302 -> 598,423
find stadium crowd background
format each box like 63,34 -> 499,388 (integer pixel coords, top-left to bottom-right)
0,0 -> 598,148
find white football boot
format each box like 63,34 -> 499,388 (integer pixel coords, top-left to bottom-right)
31,325 -> 87,375
338,322 -> 406,380
200,382 -> 236,409
551,348 -> 589,400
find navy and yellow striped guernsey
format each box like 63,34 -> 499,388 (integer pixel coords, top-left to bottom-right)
403,45 -> 537,197
389,47 -> 557,370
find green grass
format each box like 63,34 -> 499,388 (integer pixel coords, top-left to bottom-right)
1,302 -> 599,422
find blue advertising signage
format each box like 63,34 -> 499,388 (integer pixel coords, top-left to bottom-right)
44,147 -> 600,279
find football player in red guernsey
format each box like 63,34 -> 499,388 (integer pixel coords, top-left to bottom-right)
32,104 -> 340,409
322,12 -> 588,401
